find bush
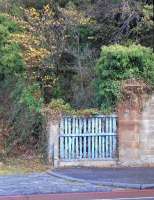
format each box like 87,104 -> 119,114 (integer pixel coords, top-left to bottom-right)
48,98 -> 73,114
0,24 -> 9,46
0,43 -> 25,76
0,14 -> 46,158
1,77 -> 46,157
95,44 -> 154,112
0,14 -> 23,33
20,83 -> 43,113
0,15 -> 25,77
22,0 -> 50,9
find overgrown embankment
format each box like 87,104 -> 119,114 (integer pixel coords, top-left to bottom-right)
0,14 -> 47,159
0,0 -> 153,160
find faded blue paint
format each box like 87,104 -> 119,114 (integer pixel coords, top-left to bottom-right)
59,116 -> 117,161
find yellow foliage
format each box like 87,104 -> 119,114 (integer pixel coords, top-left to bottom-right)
62,8 -> 95,25
25,7 -> 40,20
11,32 -> 49,67
11,33 -> 40,47
8,4 -> 95,70
24,47 -> 49,66
43,4 -> 55,17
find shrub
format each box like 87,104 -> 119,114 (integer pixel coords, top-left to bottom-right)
0,15 -> 25,77
0,24 -> 9,46
20,83 -> 43,113
0,14 -> 23,33
0,43 -> 25,76
22,0 -> 50,9
0,14 -> 46,158
95,44 -> 154,112
48,98 -> 73,114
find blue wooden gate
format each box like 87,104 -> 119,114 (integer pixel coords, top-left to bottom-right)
59,115 -> 117,161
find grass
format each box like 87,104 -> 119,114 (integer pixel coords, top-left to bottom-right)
0,156 -> 51,175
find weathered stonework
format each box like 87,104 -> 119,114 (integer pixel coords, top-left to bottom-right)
118,92 -> 154,167
139,94 -> 154,166
48,118 -> 60,167
118,100 -> 141,166
46,86 -> 154,168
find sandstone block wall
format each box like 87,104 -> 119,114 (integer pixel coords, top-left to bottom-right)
139,94 -> 154,166
118,94 -> 154,167
47,93 -> 154,168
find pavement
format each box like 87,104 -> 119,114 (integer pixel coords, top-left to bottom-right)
1,190 -> 154,200
1,167 -> 154,197
51,167 -> 154,189
0,172 -> 112,196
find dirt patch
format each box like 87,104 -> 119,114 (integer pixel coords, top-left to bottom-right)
0,156 -> 51,175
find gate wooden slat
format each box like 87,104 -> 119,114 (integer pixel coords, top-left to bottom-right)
105,118 -> 108,157
66,118 -> 72,159
95,118 -> 98,158
109,117 -> 112,158
64,118 -> 67,159
99,135 -> 101,158
72,117 -> 75,159
98,117 -> 102,158
79,118 -> 82,159
75,118 -> 79,159
59,115 -> 117,161
87,118 -> 91,158
92,118 -> 95,159
113,117 -> 117,157
102,135 -> 105,158
60,118 -> 64,159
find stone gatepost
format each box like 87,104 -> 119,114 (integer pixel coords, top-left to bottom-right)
43,109 -> 61,168
117,79 -> 149,166
48,118 -> 60,167
118,100 -> 141,166
139,94 -> 154,166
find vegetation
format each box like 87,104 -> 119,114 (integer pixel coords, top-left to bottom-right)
95,44 -> 154,112
0,14 -> 46,158
0,156 -> 50,175
0,0 -> 153,160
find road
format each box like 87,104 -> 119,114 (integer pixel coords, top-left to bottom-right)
0,190 -> 154,200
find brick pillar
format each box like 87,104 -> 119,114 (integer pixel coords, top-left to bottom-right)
118,100 -> 141,166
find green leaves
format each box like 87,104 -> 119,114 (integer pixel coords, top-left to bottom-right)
20,84 -> 43,113
0,43 -> 25,75
95,44 -> 154,112
0,14 -> 23,33
0,24 -> 9,46
0,14 -> 25,77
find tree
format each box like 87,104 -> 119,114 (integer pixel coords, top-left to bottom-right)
0,16 -> 24,79
95,44 -> 154,112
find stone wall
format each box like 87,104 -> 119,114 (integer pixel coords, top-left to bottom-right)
47,93 -> 154,168
118,93 -> 154,167
139,94 -> 154,166
118,99 -> 141,166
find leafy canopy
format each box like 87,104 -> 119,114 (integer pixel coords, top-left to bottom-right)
0,14 -> 25,76
95,44 -> 154,112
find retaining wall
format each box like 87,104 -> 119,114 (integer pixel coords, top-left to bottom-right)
47,93 -> 154,168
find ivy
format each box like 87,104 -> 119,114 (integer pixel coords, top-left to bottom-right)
95,44 -> 154,112
0,14 -> 46,157
20,83 -> 44,113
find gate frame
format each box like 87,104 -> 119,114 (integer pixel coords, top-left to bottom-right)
47,114 -> 118,168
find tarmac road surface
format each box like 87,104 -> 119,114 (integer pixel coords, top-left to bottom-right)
0,189 -> 154,200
